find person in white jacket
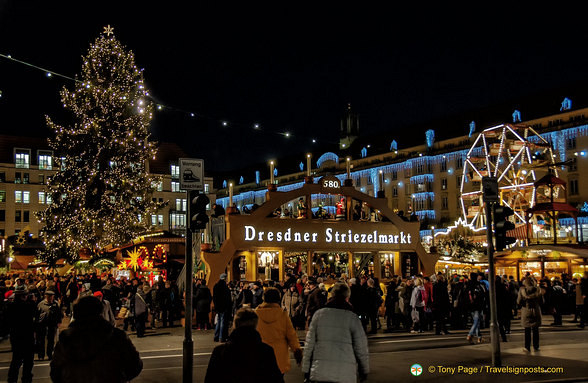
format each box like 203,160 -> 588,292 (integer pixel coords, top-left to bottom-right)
302,282 -> 369,383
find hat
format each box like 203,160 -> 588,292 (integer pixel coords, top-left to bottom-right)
14,285 -> 28,295
219,273 -> 227,281
93,291 -> 103,298
44,290 -> 55,296
4,291 -> 14,300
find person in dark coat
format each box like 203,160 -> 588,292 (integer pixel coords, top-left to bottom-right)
517,276 -> 545,352
305,278 -> 326,326
251,281 -> 264,309
50,296 -> 142,383
432,274 -> 451,335
195,282 -> 212,330
384,278 -> 398,332
204,307 -> 283,383
495,276 -> 511,342
6,286 -> 36,383
365,278 -> 382,334
350,278 -> 367,329
212,273 -> 232,342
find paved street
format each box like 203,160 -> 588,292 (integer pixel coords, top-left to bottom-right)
1,316 -> 587,382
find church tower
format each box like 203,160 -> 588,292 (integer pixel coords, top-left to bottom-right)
339,103 -> 359,150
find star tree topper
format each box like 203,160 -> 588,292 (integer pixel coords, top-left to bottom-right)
103,25 -> 114,36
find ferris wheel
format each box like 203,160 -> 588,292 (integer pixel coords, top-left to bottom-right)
459,124 -> 557,230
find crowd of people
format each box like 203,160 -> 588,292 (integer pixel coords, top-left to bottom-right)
1,268 -> 586,382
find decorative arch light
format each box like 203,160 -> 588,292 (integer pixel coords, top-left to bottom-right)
316,152 -> 340,168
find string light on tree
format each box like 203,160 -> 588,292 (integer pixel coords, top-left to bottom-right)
36,27 -> 163,265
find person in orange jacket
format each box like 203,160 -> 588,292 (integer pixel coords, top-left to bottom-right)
255,287 -> 303,374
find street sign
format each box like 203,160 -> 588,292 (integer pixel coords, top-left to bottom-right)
482,176 -> 499,203
179,158 -> 204,191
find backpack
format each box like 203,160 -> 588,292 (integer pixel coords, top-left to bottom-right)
468,283 -> 485,308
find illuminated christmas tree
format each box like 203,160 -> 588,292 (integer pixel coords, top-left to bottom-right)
37,26 -> 162,264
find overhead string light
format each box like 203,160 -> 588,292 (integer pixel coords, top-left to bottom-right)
0,50 -> 338,145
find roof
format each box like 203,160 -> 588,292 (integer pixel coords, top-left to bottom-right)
149,142 -> 189,174
534,174 -> 567,187
527,202 -> 579,214
0,134 -> 187,176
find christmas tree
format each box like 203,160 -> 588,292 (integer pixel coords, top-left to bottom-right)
37,26 -> 163,264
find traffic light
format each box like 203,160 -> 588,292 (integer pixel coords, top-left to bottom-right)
190,191 -> 210,231
493,205 -> 516,251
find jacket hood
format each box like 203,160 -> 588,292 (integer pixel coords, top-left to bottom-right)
255,303 -> 283,324
523,277 -> 537,288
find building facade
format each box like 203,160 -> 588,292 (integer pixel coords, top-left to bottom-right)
216,105 -> 588,234
0,136 -> 215,241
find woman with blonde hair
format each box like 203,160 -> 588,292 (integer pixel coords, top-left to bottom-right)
410,277 -> 426,333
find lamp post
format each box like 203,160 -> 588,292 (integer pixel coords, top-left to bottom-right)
306,154 -> 311,177
270,161 -> 275,185
346,157 -> 351,179
229,182 -> 233,206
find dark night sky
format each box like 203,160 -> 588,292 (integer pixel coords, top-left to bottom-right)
1,3 -> 588,174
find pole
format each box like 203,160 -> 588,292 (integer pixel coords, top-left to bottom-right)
183,190 -> 194,383
485,202 -> 501,367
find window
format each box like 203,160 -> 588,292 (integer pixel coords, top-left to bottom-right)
0,191 -> 5,202
456,157 -> 464,169
59,157 -> 66,171
15,149 -> 30,169
441,178 -> 447,190
137,214 -> 142,223
569,179 -> 579,196
416,163 -> 424,174
15,210 -> 21,222
151,215 -> 157,226
23,211 -> 29,222
46,194 -> 52,204
171,165 -> 180,179
566,137 -> 577,150
23,173 -> 29,184
204,184 -> 210,194
38,151 -> 53,170
392,170 -> 397,180
569,157 -> 578,172
156,181 -> 163,192
15,191 -> 22,203
393,186 -> 398,197
170,212 -> 186,228
176,198 -> 187,211
23,191 -> 30,204
171,181 -> 180,192
39,175 -> 45,184
442,194 -> 449,210
440,159 -> 447,172
0,172 -> 5,183
158,214 -> 164,226
14,172 -> 21,184
0,210 -> 4,221
0,230 -> 4,237
457,175 -> 462,188
39,192 -> 46,204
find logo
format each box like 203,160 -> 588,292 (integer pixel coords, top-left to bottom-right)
411,364 -> 423,376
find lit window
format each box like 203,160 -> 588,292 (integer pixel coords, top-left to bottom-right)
14,172 -> 21,184
157,181 -> 163,191
39,192 -> 46,204
170,212 -> 186,228
158,214 -> 164,226
15,191 -> 22,203
151,215 -> 157,226
204,184 -> 210,194
171,165 -> 180,179
0,191 -> 5,202
176,199 -> 182,211
15,150 -> 30,169
171,181 -> 180,192
46,194 -> 52,204
23,191 -> 30,204
59,157 -> 66,171
38,152 -> 53,170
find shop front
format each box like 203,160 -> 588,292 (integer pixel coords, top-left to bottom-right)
202,179 -> 437,284
495,245 -> 588,280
